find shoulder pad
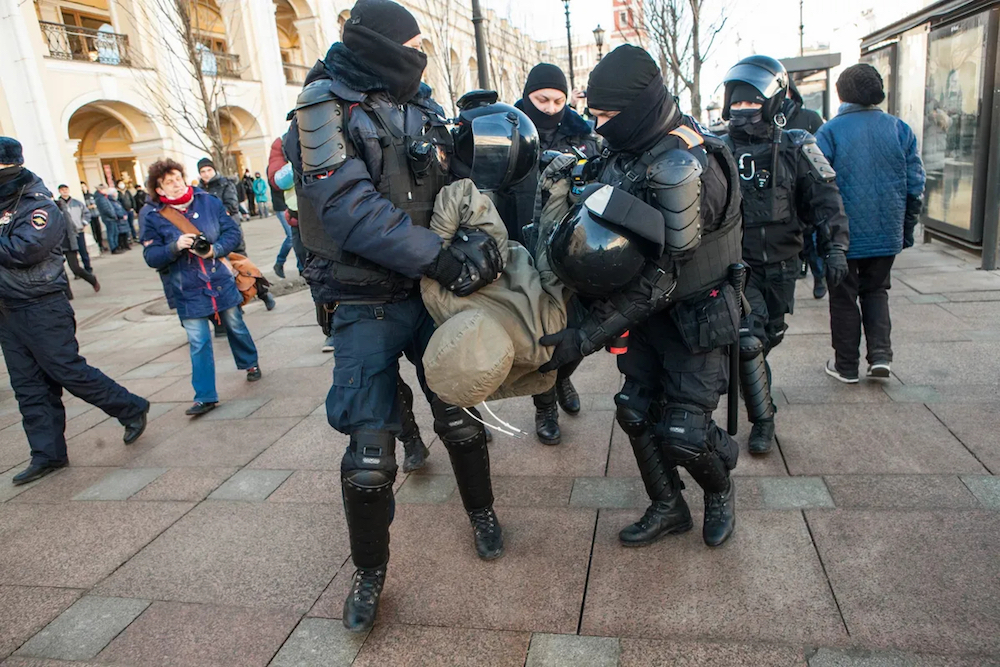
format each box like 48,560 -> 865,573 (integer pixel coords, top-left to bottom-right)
296,79 -> 339,110
645,148 -> 703,254
788,130 -> 836,182
295,81 -> 349,173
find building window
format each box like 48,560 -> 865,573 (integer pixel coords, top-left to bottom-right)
619,10 -> 629,27
59,8 -> 111,31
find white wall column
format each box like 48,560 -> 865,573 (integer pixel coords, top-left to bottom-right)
244,0 -> 293,141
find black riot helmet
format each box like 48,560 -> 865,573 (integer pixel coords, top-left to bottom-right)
451,90 -> 539,192
548,184 -> 663,298
722,55 -> 789,123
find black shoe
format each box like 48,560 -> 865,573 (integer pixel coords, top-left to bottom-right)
703,481 -> 736,547
618,497 -> 693,546
748,419 -> 775,455
555,377 -> 581,415
185,401 -> 217,416
246,366 -> 262,382
401,436 -> 430,473
813,277 -> 827,299
342,567 -> 386,633
122,407 -> 149,445
273,263 -> 285,279
12,461 -> 67,486
468,506 -> 504,560
535,404 -> 561,445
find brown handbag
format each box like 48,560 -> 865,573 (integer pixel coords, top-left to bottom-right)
159,205 -> 267,306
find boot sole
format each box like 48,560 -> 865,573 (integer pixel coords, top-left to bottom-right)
537,435 -> 561,446
704,523 -> 736,548
867,366 -> 891,378
748,444 -> 773,456
619,519 -> 694,547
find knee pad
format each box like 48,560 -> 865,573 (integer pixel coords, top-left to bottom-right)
657,404 -> 710,462
341,429 -> 397,489
739,333 -> 764,361
616,405 -> 650,437
431,398 -> 482,447
615,380 -> 657,436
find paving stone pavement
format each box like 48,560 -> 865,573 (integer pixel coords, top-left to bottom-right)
1,228 -> 998,665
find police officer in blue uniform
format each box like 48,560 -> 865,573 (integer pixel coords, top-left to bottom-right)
0,137 -> 149,485
283,0 -> 505,633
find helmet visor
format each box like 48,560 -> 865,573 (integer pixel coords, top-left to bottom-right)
469,114 -> 517,191
723,62 -> 786,100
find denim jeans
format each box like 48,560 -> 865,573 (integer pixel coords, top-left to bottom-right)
104,219 -> 118,252
276,215 -> 305,272
76,232 -> 92,272
181,306 -> 258,403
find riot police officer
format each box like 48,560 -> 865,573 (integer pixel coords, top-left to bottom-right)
283,0 -> 505,633
721,56 -> 850,455
540,46 -> 743,548
0,137 -> 149,485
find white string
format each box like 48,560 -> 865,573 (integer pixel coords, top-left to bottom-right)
480,401 -> 524,435
462,407 -> 524,439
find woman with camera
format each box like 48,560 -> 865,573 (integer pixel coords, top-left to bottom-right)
140,158 -> 261,417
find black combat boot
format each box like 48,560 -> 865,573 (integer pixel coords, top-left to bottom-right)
555,376 -> 581,415
401,436 -> 429,473
398,382 -> 428,473
342,567 -> 386,633
534,388 -> 560,445
468,506 -> 504,560
617,410 -> 692,546
703,479 -> 736,547
748,418 -> 775,455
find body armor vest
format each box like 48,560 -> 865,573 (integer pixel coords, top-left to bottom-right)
724,133 -> 794,227
295,88 -> 450,299
601,123 -> 743,300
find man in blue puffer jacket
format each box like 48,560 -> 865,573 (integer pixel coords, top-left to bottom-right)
816,64 -> 926,383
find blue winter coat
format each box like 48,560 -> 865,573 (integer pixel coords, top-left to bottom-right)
140,189 -> 243,320
816,104 -> 926,259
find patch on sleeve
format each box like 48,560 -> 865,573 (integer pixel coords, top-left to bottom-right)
29,209 -> 48,230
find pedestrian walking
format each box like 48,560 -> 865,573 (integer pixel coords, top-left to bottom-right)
55,184 -> 100,292
252,172 -> 269,218
286,0 -> 505,631
0,137 -> 149,486
267,137 -> 304,278
140,158 -> 263,416
816,64 -> 926,383
241,170 -> 257,216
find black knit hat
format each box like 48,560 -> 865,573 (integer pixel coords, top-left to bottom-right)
197,157 -> 216,172
0,137 -> 24,166
524,63 -> 568,97
586,45 -> 660,112
837,63 -> 885,106
730,83 -> 766,105
347,0 -> 419,44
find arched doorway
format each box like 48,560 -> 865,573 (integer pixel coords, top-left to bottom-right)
216,105 -> 266,175
67,100 -> 163,189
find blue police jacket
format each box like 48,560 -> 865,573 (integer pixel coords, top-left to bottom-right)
140,189 -> 243,320
816,104 -> 926,259
0,169 -> 68,304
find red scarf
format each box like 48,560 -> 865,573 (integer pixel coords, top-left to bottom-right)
159,186 -> 194,207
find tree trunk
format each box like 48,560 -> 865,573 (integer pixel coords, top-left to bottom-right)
689,0 -> 702,121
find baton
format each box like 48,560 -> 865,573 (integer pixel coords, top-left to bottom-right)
727,263 -> 746,436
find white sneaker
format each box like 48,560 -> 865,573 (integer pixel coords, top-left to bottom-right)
321,336 -> 335,353
867,361 -> 891,378
825,360 -> 859,384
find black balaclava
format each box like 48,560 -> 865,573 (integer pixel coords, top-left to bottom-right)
521,63 -> 569,131
728,82 -> 770,138
587,46 -> 679,153
342,0 -> 427,104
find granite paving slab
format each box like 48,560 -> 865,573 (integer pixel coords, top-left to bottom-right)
807,509 -> 1000,654
309,505 -> 595,634
247,416 -> 347,471
0,501 -> 193,588
0,467 -> 60,503
95,501 -> 347,613
959,475 -> 1000,509
778,404 -> 986,475
897,269 -> 1000,293
0,587 -> 82,660
71,468 -> 167,501
207,469 -> 292,501
928,403 -> 1000,473
61,403 -> 192,467
15,596 -> 149,661
268,617 -> 368,667
350,623 -> 531,667
758,477 -> 834,509
126,417 -> 300,468
581,509 -> 847,645
823,475 -> 979,510
807,647 -> 1000,666
127,467 -> 237,502
525,633 -> 620,667
200,397 -> 271,420
888,341 -> 1000,386
265,470 -> 341,504
618,638 -> 807,666
96,601 -> 300,667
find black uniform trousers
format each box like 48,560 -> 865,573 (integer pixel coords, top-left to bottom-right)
745,260 -> 800,355
829,255 -> 895,375
0,293 -> 148,466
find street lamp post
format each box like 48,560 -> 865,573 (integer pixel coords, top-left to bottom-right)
471,0 -> 491,89
593,24 -> 605,61
563,0 -> 575,91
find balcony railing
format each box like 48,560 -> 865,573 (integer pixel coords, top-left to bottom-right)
284,63 -> 310,85
197,49 -> 241,79
40,21 -> 131,66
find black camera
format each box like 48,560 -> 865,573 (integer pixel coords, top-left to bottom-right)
192,234 -> 211,255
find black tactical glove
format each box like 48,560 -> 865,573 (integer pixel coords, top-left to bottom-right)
825,244 -> 849,287
903,194 -> 922,249
538,328 -> 588,373
426,227 -> 503,297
